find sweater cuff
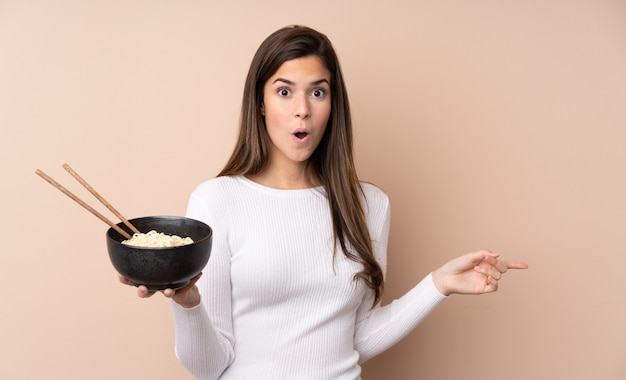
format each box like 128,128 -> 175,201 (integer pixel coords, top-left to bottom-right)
170,299 -> 211,339
426,272 -> 449,299
171,299 -> 203,312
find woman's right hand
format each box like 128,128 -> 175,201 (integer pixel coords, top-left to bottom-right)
118,272 -> 202,308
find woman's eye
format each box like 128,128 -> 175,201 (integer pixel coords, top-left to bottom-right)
278,88 -> 291,97
311,88 -> 326,98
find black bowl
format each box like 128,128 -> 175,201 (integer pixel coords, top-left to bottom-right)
106,216 -> 212,291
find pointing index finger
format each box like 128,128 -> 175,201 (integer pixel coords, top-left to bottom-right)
503,260 -> 529,270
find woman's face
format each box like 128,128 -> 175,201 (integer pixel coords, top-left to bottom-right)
262,55 -> 331,170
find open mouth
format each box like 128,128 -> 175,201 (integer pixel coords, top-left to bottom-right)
294,132 -> 308,140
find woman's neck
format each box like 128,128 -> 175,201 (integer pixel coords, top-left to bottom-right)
246,163 -> 320,190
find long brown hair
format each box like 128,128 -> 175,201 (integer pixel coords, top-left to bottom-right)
219,25 -> 384,305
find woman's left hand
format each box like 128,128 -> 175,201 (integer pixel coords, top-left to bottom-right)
431,250 -> 528,296
118,272 -> 202,308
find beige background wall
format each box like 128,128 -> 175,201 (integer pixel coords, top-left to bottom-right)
1,1 -> 625,379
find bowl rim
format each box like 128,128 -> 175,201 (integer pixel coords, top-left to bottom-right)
106,215 -> 212,250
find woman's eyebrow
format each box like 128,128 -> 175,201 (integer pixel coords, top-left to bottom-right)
311,79 -> 330,86
272,78 -> 294,85
272,78 -> 330,86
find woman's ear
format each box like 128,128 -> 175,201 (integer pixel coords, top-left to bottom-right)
260,103 -> 265,116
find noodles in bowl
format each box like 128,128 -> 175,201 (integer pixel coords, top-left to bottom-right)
123,230 -> 194,248
107,216 -> 212,290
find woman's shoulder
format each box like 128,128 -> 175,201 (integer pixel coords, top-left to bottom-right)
360,181 -> 389,201
191,175 -> 244,196
359,182 -> 391,242
359,181 -> 390,211
194,175 -> 244,188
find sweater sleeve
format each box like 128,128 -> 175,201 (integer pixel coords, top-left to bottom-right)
353,186 -> 447,363
170,190 -> 235,379
354,273 -> 447,363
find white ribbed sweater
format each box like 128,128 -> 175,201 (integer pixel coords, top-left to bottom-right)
171,176 -> 446,379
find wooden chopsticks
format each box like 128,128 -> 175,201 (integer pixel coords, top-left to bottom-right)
35,163 -> 140,239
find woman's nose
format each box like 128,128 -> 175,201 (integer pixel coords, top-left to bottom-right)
293,94 -> 310,119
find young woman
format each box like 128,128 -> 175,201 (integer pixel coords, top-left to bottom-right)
121,25 -> 528,379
